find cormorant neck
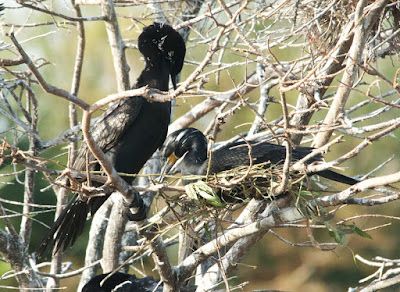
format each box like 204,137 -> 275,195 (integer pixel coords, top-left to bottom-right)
181,149 -> 208,176
136,58 -> 170,91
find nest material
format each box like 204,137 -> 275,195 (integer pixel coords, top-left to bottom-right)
280,0 -> 356,51
183,162 -> 310,207
180,162 -> 372,247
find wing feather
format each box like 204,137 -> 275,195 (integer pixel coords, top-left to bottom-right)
73,97 -> 143,171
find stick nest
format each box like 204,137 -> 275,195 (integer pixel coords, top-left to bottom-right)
182,162 -> 309,207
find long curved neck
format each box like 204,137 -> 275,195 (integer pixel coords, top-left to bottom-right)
136,58 -> 170,91
181,143 -> 208,176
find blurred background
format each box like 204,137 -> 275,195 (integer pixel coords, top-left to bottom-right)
1,0 -> 400,291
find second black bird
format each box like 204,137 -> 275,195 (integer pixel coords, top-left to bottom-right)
161,128 -> 358,187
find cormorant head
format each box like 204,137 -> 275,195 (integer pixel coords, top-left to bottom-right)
138,22 -> 186,89
161,128 -> 208,175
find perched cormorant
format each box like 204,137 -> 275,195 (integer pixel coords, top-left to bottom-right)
161,128 -> 358,186
37,23 -> 186,256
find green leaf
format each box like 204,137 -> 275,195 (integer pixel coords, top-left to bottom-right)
203,223 -> 212,239
352,225 -> 373,240
185,181 -> 224,207
328,228 -> 346,245
185,184 -> 200,202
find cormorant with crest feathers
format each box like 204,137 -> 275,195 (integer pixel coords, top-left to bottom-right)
37,23 -> 186,256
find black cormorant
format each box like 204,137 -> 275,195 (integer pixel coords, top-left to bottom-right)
82,272 -> 196,292
81,272 -> 162,292
161,128 -> 358,186
37,23 -> 186,256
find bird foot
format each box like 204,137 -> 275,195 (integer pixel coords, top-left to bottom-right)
123,193 -> 147,221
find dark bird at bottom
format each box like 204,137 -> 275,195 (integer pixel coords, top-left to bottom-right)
81,272 -> 161,292
36,23 -> 186,257
82,272 -> 196,292
161,128 -> 358,187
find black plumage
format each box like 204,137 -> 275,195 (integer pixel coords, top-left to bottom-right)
37,23 -> 186,256
82,272 -> 196,292
161,128 -> 358,186
81,272 -> 162,292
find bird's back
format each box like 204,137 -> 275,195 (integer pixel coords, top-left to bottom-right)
107,98 -> 171,183
208,140 -> 321,174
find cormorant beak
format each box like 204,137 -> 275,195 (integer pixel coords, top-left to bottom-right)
161,152 -> 188,175
162,153 -> 178,175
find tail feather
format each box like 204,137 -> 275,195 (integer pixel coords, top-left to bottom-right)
68,200 -> 89,247
317,170 -> 358,185
55,199 -> 88,253
36,194 -> 89,257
